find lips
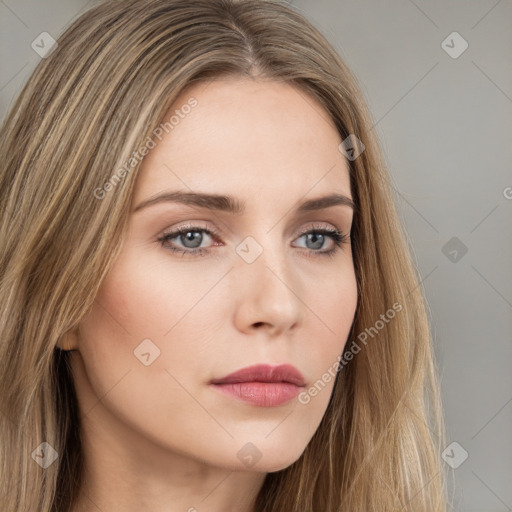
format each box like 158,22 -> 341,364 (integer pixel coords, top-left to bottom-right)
209,364 -> 306,407
210,363 -> 305,386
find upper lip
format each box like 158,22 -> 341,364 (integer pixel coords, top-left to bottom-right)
210,364 -> 305,386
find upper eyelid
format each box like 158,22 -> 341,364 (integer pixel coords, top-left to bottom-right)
160,220 -> 344,238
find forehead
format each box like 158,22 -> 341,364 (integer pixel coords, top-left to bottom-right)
133,77 -> 351,208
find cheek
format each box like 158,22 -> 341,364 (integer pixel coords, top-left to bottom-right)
72,253 -> 216,448
290,290 -> 356,435
84,243 -> 215,343
300,267 -> 357,400
74,246 -> 226,404
308,264 -> 358,354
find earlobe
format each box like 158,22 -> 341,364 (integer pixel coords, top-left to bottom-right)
56,328 -> 79,351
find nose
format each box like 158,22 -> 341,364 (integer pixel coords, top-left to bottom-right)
232,241 -> 303,337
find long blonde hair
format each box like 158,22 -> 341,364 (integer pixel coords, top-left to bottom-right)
0,0 -> 448,510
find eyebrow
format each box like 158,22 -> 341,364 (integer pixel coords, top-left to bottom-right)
133,190 -> 355,214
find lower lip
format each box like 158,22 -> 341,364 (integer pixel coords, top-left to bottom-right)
210,382 -> 303,407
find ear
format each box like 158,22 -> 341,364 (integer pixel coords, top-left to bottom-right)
56,327 -> 79,351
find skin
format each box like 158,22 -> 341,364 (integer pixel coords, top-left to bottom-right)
66,77 -> 358,512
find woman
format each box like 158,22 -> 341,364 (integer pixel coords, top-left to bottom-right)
0,0 -> 448,510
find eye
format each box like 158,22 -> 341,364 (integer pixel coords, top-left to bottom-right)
292,223 -> 349,258
157,222 -> 349,258
157,223 -> 219,257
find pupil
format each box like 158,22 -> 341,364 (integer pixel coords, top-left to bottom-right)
308,233 -> 324,250
183,231 -> 202,248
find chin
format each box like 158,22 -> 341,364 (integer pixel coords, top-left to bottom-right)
251,446 -> 306,473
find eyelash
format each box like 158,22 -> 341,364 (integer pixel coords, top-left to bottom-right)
157,223 -> 349,259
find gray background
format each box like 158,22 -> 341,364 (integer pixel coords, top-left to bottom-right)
1,1 -> 511,510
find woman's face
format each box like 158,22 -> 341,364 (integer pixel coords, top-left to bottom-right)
71,77 -> 358,473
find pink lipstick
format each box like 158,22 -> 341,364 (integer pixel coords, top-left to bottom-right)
209,363 -> 305,407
